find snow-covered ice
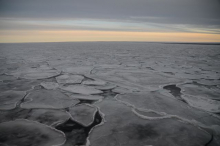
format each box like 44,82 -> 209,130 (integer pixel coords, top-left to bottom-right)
0,42 -> 220,146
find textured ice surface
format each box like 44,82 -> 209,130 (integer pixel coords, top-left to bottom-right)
196,79 -> 220,86
25,109 -> 70,126
9,66 -> 60,80
180,83 -> 220,100
116,91 -> 220,126
0,42 -> 220,145
62,66 -> 93,75
0,90 -> 26,110
0,74 -> 17,81
0,78 -> 40,92
0,108 -> 70,126
56,74 -> 84,84
21,89 -> 79,109
59,85 -> 103,95
89,99 -> 211,146
0,119 -> 65,146
40,82 -> 59,90
93,83 -> 116,90
95,70 -> 182,91
182,95 -> 220,113
69,104 -> 97,126
82,79 -> 106,86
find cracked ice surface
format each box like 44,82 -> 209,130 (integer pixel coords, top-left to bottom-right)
89,99 -> 211,146
182,95 -> 220,113
0,42 -> 220,146
0,90 -> 26,110
116,91 -> 220,126
40,82 -> 59,90
9,66 -> 60,80
21,89 -> 79,109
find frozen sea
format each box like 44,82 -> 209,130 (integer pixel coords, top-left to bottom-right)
0,42 -> 220,146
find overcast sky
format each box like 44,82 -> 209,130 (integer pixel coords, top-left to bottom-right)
0,0 -> 220,42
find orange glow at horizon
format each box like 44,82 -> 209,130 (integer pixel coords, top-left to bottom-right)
0,30 -> 220,43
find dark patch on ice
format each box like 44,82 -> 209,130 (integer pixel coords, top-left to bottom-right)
37,73 -> 61,82
205,133 -> 213,146
62,82 -> 81,86
0,74 -> 17,82
163,84 -> 186,103
55,111 -> 102,145
146,67 -> 154,70
38,77 -> 57,83
0,126 -> 49,145
163,72 -> 175,75
0,107 -> 65,125
0,108 -> 32,123
191,81 -> 217,89
34,85 -> 44,90
16,92 -> 29,108
78,99 -> 96,105
126,123 -> 159,140
99,89 -> 118,98
0,78 -> 40,92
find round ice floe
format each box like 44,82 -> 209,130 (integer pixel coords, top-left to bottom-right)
56,74 -> 84,84
21,89 -> 79,109
59,85 -> 103,95
0,119 -> 66,146
69,104 -> 97,126
41,82 -> 59,90
0,90 -> 26,110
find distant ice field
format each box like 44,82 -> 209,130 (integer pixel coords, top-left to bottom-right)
0,42 -> 220,146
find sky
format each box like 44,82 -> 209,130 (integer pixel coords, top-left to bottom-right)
0,0 -> 220,43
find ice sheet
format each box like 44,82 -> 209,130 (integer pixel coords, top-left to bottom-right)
0,119 -> 66,146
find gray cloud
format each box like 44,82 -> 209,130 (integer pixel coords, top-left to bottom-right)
0,0 -> 220,30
